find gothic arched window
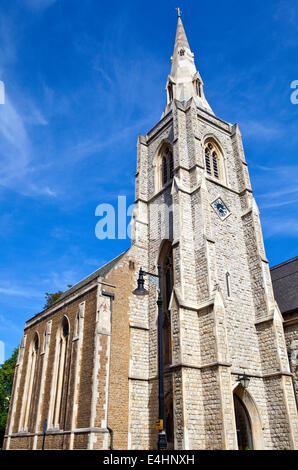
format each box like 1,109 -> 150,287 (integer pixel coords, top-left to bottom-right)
195,78 -> 202,97
168,82 -> 173,102
204,140 -> 224,182
52,317 -> 69,428
161,147 -> 174,187
155,143 -> 174,193
20,333 -> 39,430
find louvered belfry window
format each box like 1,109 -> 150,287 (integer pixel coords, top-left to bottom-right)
205,142 -> 221,180
162,147 -> 174,187
162,156 -> 168,185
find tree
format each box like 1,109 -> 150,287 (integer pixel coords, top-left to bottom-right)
44,285 -> 72,309
44,291 -> 63,309
0,348 -> 18,448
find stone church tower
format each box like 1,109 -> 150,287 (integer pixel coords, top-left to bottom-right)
4,15 -> 298,451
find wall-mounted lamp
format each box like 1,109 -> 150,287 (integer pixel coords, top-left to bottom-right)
238,372 -> 250,390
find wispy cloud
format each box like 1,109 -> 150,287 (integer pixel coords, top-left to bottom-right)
0,284 -> 41,298
0,8 -> 56,198
0,95 -> 31,185
254,163 -> 298,240
274,0 -> 298,29
262,217 -> 298,238
255,165 -> 298,198
70,116 -> 155,162
240,120 -> 284,140
260,199 -> 298,209
0,92 -> 56,196
24,0 -> 57,10
0,314 -> 23,335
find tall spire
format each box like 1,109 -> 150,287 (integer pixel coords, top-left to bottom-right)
173,11 -> 191,55
163,11 -> 213,116
174,8 -> 190,55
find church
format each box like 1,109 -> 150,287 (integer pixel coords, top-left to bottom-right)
3,13 -> 298,450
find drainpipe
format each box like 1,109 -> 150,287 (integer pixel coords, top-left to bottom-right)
287,348 -> 298,411
102,291 -> 115,450
107,426 -> 114,450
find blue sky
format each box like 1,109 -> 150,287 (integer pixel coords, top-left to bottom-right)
0,0 -> 297,359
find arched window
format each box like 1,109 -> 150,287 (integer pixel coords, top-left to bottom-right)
195,78 -> 202,97
155,143 -> 174,193
168,82 -> 173,102
161,146 -> 174,188
162,156 -> 168,186
52,317 -> 69,428
204,140 -> 224,181
74,311 -> 80,338
41,328 -> 47,354
21,333 -> 39,430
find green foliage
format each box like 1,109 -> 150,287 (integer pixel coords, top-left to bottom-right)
44,291 -> 63,309
0,348 -> 18,447
44,285 -> 72,310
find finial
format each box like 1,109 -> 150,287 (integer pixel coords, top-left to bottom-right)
176,7 -> 182,18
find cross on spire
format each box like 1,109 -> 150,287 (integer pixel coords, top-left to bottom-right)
176,7 -> 182,18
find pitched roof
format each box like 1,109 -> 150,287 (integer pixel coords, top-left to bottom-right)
270,256 -> 298,314
55,250 -> 128,303
30,250 -> 129,320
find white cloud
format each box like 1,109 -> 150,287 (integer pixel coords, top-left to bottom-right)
71,116 -> 154,162
262,217 -> 298,238
0,95 -> 31,185
0,285 -> 41,298
240,120 -> 283,140
260,199 -> 298,209
0,95 -> 56,197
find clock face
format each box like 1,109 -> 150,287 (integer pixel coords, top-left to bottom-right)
212,198 -> 230,219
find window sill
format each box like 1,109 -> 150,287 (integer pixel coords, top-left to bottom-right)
205,175 -> 230,192
152,179 -> 173,200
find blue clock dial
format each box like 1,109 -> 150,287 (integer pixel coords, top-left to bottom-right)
212,198 -> 230,219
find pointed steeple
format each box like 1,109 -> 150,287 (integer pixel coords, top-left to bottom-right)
163,12 -> 213,116
172,13 -> 191,54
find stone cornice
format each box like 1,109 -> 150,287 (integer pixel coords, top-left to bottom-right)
6,427 -> 109,439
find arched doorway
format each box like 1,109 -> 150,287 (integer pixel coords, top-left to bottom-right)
234,394 -> 253,450
158,241 -> 174,367
165,390 -> 174,450
158,240 -> 174,448
233,384 -> 264,450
